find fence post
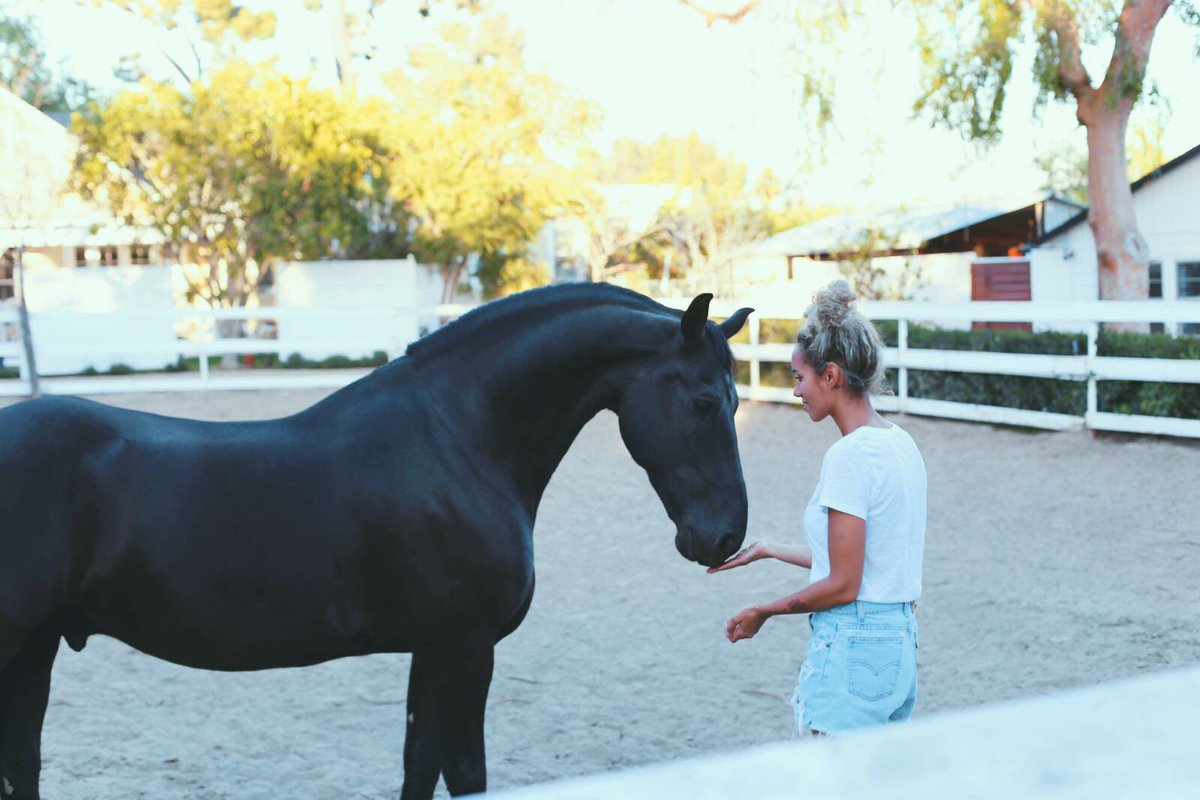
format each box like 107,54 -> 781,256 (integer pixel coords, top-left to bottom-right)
199,341 -> 209,384
898,318 -> 909,414
749,314 -> 761,400
1086,321 -> 1098,425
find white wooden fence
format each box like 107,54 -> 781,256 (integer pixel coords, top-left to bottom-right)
688,299 -> 1200,440
484,665 -> 1200,800
0,305 -> 437,396
2,298 -> 1198,439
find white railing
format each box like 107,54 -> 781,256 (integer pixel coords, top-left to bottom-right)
2,299 -> 1198,439
687,299 -> 1200,439
0,305 -> 457,396
486,666 -> 1200,799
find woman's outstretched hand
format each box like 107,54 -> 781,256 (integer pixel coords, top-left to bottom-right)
707,540 -> 770,573
726,606 -> 768,642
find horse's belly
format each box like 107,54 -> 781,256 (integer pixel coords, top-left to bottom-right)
86,593 -> 409,671
77,541 -> 408,670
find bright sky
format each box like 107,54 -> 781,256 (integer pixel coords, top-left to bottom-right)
18,0 -> 1200,209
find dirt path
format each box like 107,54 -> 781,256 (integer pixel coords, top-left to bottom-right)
2,390 -> 1196,798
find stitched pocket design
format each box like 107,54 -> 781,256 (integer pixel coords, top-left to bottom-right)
847,635 -> 904,701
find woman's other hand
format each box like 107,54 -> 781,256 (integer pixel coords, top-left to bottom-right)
725,606 -> 768,642
707,540 -> 770,573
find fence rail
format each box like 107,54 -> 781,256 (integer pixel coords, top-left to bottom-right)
2,299 -> 1198,438
692,298 -> 1200,439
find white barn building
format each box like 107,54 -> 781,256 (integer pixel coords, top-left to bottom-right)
1028,143 -> 1200,335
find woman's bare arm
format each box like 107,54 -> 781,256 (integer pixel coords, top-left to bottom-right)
706,540 -> 813,573
725,510 -> 866,642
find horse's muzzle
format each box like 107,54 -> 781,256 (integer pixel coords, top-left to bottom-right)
675,526 -> 743,568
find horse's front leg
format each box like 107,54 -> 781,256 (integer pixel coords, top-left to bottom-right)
0,628 -> 61,800
400,635 -> 495,800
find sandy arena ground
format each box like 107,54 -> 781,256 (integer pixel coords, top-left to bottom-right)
2,387 -> 1198,798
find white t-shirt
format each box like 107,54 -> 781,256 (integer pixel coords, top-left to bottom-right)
803,423 -> 927,603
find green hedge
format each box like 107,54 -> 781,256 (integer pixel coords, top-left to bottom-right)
736,324 -> 1199,419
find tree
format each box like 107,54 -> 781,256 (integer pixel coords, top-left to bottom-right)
380,13 -> 596,302
679,0 -> 1200,303
603,133 -> 768,296
89,1 -> 485,90
71,62 -> 400,325
1,9 -> 97,111
572,187 -> 663,283
86,0 -> 278,82
0,95 -> 62,395
303,0 -> 485,93
830,226 -> 928,301
1037,109 -> 1170,204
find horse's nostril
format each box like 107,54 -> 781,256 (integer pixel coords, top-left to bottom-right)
716,533 -> 740,562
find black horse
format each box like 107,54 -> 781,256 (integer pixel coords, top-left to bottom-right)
0,284 -> 752,799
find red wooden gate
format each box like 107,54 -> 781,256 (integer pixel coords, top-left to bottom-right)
971,258 -> 1031,331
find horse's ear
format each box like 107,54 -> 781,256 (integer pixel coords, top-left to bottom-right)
681,293 -> 713,345
719,307 -> 754,339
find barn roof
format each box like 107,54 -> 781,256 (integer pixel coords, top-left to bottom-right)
754,194 -> 1084,260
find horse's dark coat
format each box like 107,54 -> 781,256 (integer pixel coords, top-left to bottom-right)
0,283 -> 751,799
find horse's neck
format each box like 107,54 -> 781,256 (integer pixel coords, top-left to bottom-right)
422,312 -> 651,509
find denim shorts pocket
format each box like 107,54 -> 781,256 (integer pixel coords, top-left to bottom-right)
847,634 -> 904,702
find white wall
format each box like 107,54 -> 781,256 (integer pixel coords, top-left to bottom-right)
272,256 -> 440,360
8,258 -> 444,376
23,264 -> 178,375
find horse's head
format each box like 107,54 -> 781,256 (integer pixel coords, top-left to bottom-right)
616,294 -> 753,568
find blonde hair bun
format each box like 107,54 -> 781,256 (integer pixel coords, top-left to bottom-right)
795,279 -> 888,396
811,279 -> 858,328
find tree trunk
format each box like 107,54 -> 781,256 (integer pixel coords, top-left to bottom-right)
439,259 -> 466,326
1081,93 -> 1149,305
14,245 -> 39,397
441,259 -> 465,304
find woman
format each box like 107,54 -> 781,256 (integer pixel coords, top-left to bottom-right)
710,280 -> 926,736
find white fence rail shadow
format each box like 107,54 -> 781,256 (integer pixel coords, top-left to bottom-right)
1,298 -> 1198,439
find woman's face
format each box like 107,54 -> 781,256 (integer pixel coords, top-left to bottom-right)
791,347 -> 834,421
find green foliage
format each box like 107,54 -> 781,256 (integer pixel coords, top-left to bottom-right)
599,133 -> 769,293
602,133 -> 750,202
909,324 -> 1086,355
1034,142 -> 1090,204
0,10 -> 98,111
166,352 -> 388,371
71,62 -> 402,308
281,351 -> 389,369
1097,329 -> 1200,418
474,253 -> 551,300
381,13 -> 597,298
90,1 -> 277,45
912,0 -> 1021,141
725,317 -> 799,346
1098,330 -> 1200,360
909,369 -> 1087,414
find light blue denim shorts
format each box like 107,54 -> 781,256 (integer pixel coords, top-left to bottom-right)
792,600 -> 918,735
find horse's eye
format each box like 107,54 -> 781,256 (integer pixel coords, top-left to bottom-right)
692,397 -> 716,415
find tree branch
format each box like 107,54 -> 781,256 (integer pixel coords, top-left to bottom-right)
1099,0 -> 1172,99
676,0 -> 761,27
1039,0 -> 1092,101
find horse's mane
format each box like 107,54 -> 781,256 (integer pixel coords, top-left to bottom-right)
405,283 -> 676,362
